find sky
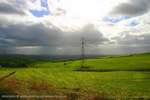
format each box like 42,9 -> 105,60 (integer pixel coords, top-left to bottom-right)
0,0 -> 150,55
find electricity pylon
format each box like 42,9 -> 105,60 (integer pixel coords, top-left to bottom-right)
81,37 -> 85,67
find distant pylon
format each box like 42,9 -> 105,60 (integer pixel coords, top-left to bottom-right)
81,37 -> 85,67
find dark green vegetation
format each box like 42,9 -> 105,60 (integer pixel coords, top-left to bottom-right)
0,53 -> 150,100
0,55 -> 36,67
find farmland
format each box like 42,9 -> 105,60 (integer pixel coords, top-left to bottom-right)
0,53 -> 150,100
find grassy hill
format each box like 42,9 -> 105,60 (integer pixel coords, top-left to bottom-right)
0,53 -> 150,99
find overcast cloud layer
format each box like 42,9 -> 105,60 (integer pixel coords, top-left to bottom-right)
111,0 -> 150,17
0,0 -> 150,55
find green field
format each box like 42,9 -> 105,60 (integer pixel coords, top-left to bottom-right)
0,53 -> 150,99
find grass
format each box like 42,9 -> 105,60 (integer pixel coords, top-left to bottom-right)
0,53 -> 150,99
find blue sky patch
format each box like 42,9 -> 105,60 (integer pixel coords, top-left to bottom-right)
103,16 -> 130,23
30,0 -> 50,17
30,10 -> 50,17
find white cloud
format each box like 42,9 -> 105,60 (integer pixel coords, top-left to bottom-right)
27,0 -> 47,11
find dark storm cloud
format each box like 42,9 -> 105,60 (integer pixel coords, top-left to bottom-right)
111,0 -> 150,17
0,21 -> 108,47
0,23 -> 63,46
112,33 -> 150,45
0,2 -> 25,15
64,24 -> 108,46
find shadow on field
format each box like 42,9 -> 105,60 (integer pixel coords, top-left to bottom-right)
75,66 -> 150,72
